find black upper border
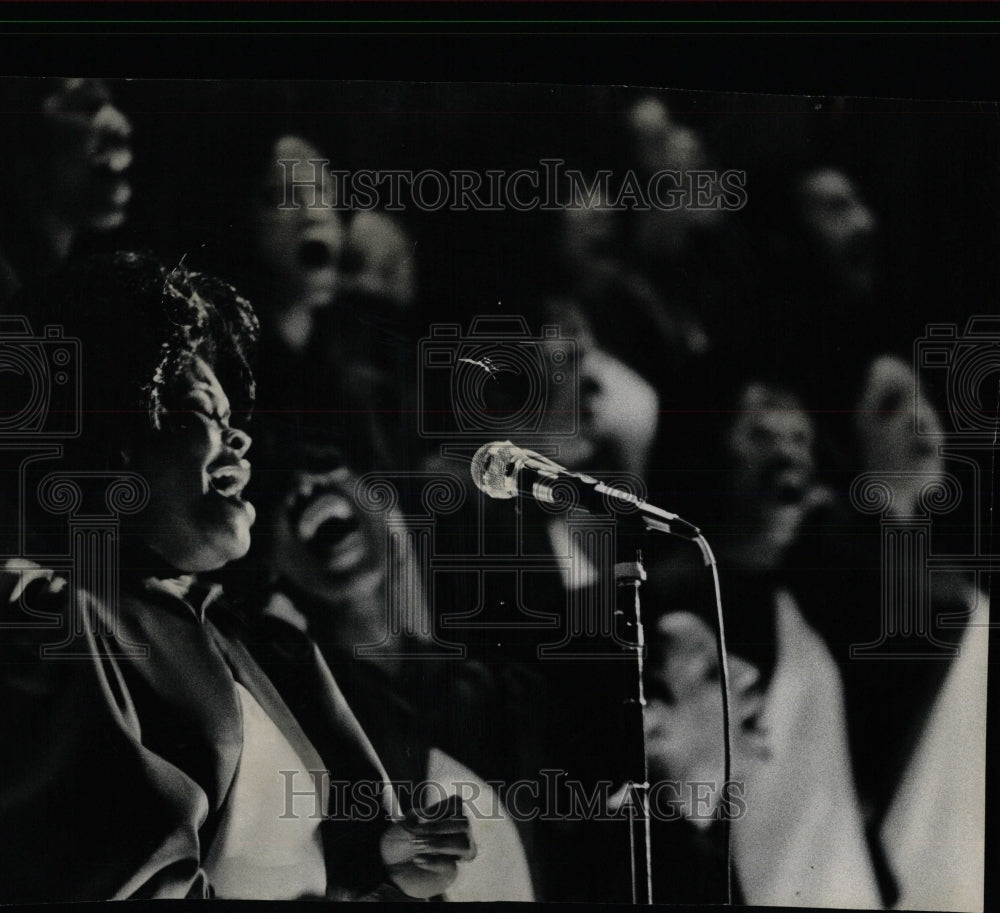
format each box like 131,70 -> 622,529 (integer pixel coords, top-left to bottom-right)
0,2 -> 998,100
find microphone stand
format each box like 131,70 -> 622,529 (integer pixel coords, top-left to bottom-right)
614,537 -> 653,905
468,442 -> 714,904
614,512 -> 703,905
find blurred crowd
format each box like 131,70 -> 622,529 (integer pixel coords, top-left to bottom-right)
0,78 -> 992,909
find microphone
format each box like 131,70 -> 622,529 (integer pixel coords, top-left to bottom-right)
470,440 -> 701,540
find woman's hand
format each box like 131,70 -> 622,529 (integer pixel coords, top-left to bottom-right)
379,795 -> 477,899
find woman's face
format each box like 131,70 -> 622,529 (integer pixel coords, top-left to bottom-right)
132,356 -> 255,573
855,354 -> 944,517
267,458 -> 386,604
726,381 -> 819,561
38,78 -> 133,231
795,167 -> 877,296
253,135 -> 344,313
544,301 -> 660,476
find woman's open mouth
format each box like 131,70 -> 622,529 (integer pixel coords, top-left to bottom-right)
766,466 -> 810,505
298,238 -> 334,269
83,166 -> 131,217
208,464 -> 254,522
290,485 -> 370,574
210,463 -> 250,499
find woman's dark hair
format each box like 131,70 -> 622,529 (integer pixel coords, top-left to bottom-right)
36,250 -> 259,469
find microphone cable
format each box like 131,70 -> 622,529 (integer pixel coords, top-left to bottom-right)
693,533 -> 733,906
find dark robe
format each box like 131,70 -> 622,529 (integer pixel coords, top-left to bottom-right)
0,561 -> 400,902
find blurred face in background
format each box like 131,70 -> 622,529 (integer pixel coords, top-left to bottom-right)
267,453 -> 387,605
254,135 -> 345,315
855,354 -> 945,518
627,95 -> 708,179
15,78 -> 133,234
543,299 -> 660,477
795,167 -> 877,297
626,95 -> 726,268
726,382 -> 821,567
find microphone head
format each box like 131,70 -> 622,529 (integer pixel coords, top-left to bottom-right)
470,440 -> 521,499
